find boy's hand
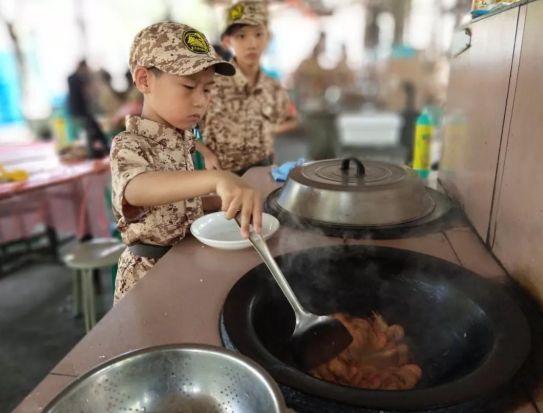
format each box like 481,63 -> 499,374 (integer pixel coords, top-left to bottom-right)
195,142 -> 221,170
215,172 -> 262,238
204,150 -> 221,171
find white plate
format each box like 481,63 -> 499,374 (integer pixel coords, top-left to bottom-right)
190,212 -> 280,250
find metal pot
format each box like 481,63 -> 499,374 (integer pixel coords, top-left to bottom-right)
275,158 -> 435,227
44,344 -> 287,413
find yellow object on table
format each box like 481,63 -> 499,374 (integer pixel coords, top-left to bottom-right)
0,163 -> 30,183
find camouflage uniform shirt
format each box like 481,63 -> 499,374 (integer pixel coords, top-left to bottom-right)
202,62 -> 291,172
110,115 -> 203,302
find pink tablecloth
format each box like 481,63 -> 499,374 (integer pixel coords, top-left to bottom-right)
0,142 -> 111,243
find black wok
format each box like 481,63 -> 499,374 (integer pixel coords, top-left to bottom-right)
221,245 -> 530,411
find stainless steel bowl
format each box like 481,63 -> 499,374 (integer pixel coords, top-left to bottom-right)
276,158 -> 435,227
44,344 -> 287,413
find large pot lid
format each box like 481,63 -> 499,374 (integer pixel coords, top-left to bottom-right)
276,158 -> 436,227
292,158 -> 411,190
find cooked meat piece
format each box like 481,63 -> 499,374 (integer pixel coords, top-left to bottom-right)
365,372 -> 383,389
380,369 -> 403,390
402,364 -> 423,381
312,364 -> 335,382
310,312 -> 422,391
359,347 -> 400,368
386,324 -> 405,342
328,357 -> 351,381
393,364 -> 423,389
368,327 -> 388,351
397,343 -> 410,365
371,312 -> 389,333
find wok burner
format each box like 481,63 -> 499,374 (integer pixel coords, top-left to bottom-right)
220,245 -> 531,412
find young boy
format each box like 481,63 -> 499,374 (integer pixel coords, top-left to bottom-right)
198,0 -> 298,175
111,22 -> 262,302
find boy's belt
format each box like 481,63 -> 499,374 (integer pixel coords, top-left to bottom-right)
128,243 -> 171,259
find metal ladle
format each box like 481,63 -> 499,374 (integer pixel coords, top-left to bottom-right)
235,216 -> 353,369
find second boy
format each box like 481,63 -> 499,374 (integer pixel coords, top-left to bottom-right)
198,0 -> 298,175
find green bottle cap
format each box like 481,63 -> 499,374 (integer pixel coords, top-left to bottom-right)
416,108 -> 434,126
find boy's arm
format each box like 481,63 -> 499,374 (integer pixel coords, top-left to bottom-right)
274,91 -> 299,135
274,116 -> 299,135
125,169 -> 261,236
194,141 -> 221,170
125,170 -> 217,207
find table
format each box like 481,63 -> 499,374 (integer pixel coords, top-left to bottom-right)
0,142 -> 110,244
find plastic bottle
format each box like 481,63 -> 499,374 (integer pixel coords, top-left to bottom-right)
51,107 -> 70,151
192,125 -> 205,170
412,108 -> 434,179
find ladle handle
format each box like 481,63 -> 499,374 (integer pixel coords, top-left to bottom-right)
341,157 -> 365,177
235,217 -> 308,318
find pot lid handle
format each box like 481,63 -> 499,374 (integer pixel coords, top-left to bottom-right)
341,157 -> 365,177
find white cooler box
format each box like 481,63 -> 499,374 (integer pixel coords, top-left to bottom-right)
337,112 -> 402,147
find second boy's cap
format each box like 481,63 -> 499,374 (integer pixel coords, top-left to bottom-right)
224,1 -> 268,33
129,22 -> 235,77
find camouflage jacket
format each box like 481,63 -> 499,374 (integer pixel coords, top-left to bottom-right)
110,115 -> 203,246
202,62 -> 291,172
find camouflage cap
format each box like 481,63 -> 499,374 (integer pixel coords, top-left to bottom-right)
224,1 -> 268,34
129,22 -> 235,77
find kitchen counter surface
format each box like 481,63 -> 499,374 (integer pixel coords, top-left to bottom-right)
15,167 -> 537,413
